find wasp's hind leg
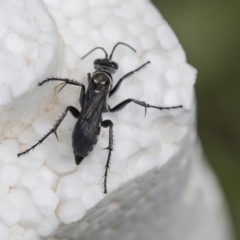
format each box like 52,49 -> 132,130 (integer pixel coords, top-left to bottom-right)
101,120 -> 114,194
17,106 -> 80,157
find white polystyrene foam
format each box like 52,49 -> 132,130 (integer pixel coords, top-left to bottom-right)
32,187 -> 59,217
37,214 -> 60,237
0,223 -> 10,240
0,0 -> 231,239
58,200 -> 85,224
0,0 -> 59,107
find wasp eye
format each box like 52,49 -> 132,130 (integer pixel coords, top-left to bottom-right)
100,82 -> 106,85
94,79 -> 98,83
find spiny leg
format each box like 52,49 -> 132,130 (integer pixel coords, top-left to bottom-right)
101,120 -> 114,194
109,61 -> 151,97
109,98 -> 182,116
17,106 -> 80,157
39,77 -> 86,108
39,77 -> 85,88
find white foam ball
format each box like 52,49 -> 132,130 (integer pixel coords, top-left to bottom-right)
135,153 -> 158,174
17,170 -> 42,191
0,50 -> 20,83
114,123 -> 132,142
73,37 -> 96,59
178,86 -> 194,110
62,0 -> 89,17
0,223 -> 10,240
19,203 -> 42,227
107,0 -> 122,6
0,164 -> 23,187
120,55 -> 139,74
46,148 -> 78,175
2,32 -> 25,53
157,24 -> 179,50
0,195 -> 20,226
106,173 -> 124,193
43,0 -> 60,8
32,187 -> 59,217
81,185 -> 104,210
0,84 -> 11,106
0,183 -> 9,195
6,0 -> 24,8
165,69 -> 181,88
48,9 -> 67,29
37,215 -> 59,237
168,44 -> 187,64
0,2 -> 16,27
89,0 -> 107,7
69,18 -> 92,37
114,3 -> 136,21
144,11 -> 164,28
163,89 -> 180,107
39,43 -> 57,64
114,139 -> 139,161
58,200 -> 85,224
8,233 -> 22,240
25,1 -> 55,32
18,153 -> 44,170
102,19 -> 126,42
179,63 -> 197,86
0,139 -> 19,163
158,143 -> 178,165
37,166 -> 59,189
127,18 -> 146,36
9,188 -> 32,210
0,24 -> 7,37
107,152 -> 128,174
78,162 -> 102,184
3,120 -> 22,138
23,229 -> 39,240
90,7 -> 111,26
131,128 -> 154,149
143,51 -> 169,73
60,27 -> 78,46
10,12 -> 40,41
140,30 -> 158,51
8,225 -> 25,240
64,47 -> 79,70
56,172 -> 84,201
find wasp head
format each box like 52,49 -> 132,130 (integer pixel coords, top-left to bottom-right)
94,59 -> 118,74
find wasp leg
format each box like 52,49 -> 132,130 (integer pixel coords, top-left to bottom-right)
39,77 -> 85,88
39,77 -> 86,108
109,99 -> 182,116
17,106 -> 80,157
109,61 -> 150,97
101,120 -> 114,194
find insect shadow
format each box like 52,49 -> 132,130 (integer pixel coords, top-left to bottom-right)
17,42 -> 182,193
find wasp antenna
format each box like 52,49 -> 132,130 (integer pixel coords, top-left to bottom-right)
81,47 -> 108,60
109,42 -> 136,60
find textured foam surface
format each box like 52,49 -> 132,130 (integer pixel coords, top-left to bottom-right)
0,0 -> 232,239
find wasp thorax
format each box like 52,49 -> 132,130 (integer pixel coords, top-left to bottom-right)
94,59 -> 118,74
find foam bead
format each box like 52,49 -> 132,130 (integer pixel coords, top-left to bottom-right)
32,187 -> 59,216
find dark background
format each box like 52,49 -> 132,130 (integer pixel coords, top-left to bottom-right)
152,0 -> 240,239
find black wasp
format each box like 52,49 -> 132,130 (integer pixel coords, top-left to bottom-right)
17,42 -> 182,193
